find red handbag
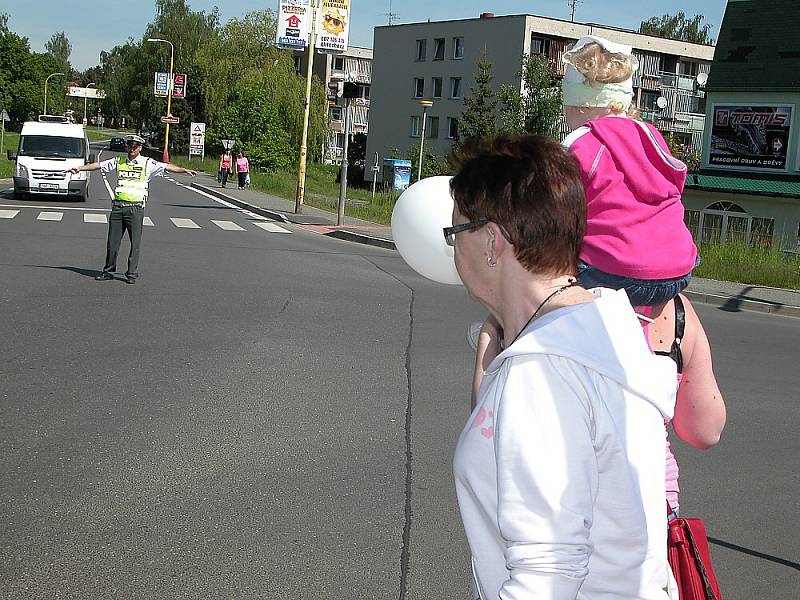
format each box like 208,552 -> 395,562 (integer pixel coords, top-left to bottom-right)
667,509 -> 723,600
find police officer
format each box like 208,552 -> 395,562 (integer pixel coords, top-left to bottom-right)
70,134 -> 197,284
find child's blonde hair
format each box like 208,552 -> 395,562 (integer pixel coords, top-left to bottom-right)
567,42 -> 639,116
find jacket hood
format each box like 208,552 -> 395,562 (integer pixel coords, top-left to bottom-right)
487,288 -> 675,420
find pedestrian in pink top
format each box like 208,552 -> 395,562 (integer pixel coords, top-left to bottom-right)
236,151 -> 249,189
561,36 -> 698,306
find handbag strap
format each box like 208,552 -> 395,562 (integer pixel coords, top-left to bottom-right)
654,295 -> 685,373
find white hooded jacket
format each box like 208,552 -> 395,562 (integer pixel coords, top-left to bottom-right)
454,289 -> 676,600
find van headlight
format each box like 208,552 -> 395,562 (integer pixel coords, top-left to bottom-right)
15,163 -> 28,178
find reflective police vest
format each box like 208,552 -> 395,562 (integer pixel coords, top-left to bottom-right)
114,156 -> 149,203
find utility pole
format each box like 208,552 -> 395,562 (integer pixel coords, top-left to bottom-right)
568,0 -> 582,23
147,37 -> 174,163
295,0 -> 322,214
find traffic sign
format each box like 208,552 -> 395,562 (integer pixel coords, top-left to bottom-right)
0,109 -> 9,122
221,139 -> 235,150
160,115 -> 180,124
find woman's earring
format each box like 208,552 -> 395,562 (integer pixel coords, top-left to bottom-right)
487,257 -> 497,268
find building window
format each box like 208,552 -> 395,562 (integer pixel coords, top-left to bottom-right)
428,116 -> 439,139
432,77 -> 443,98
641,91 -> 659,111
688,95 -> 706,114
334,133 -> 345,149
659,54 -> 678,74
358,84 -> 370,100
450,77 -> 462,99
679,61 -> 699,77
453,37 -> 464,59
751,217 -> 775,247
531,36 -> 548,55
414,78 -> 425,98
433,38 -> 445,60
333,56 -> 345,71
685,209 -> 701,239
447,117 -> 459,139
410,115 -> 421,137
330,106 -> 343,122
415,39 -> 427,61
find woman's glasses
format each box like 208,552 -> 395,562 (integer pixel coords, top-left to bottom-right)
443,219 -> 489,246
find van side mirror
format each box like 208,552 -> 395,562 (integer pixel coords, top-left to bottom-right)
88,153 -> 96,163
7,149 -> 16,161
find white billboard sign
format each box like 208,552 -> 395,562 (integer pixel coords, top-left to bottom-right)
189,122 -> 206,157
154,72 -> 170,97
316,0 -> 350,53
67,86 -> 106,99
276,0 -> 311,50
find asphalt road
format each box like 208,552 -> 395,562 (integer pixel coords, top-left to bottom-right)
0,143 -> 797,599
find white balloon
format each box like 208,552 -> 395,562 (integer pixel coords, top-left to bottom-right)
391,176 -> 462,286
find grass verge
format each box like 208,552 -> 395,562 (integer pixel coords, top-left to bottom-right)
170,155 -> 399,224
695,241 -> 800,289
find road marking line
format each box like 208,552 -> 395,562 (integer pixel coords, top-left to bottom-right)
84,213 -> 108,223
170,217 -> 200,229
0,209 -> 20,219
0,203 -> 109,212
211,220 -> 246,231
37,211 -> 63,221
143,217 -> 154,226
254,222 -> 291,234
181,184 -> 267,220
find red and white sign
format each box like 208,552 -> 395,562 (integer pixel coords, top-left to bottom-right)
160,115 -> 180,124
172,73 -> 187,99
276,0 -> 311,49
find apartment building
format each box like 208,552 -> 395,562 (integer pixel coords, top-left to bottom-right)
294,46 -> 373,163
682,0 -> 800,251
364,12 -> 714,180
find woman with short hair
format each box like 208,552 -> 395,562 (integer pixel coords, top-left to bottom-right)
449,134 -> 674,599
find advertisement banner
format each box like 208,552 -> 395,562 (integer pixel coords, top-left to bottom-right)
172,74 -> 187,99
189,122 -> 205,157
154,72 -> 169,97
709,104 -> 793,171
67,86 -> 106,99
317,0 -> 350,53
276,0 -> 311,49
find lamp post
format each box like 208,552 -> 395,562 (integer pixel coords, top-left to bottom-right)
147,37 -> 174,163
417,99 -> 433,182
43,72 -> 65,115
84,83 -> 95,125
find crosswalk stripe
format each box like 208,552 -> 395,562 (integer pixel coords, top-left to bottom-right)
37,211 -> 63,221
84,213 -> 108,223
0,209 -> 19,219
143,217 -> 154,226
254,222 -> 291,234
170,217 -> 200,229
211,219 -> 246,231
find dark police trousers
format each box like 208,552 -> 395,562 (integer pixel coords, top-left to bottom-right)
102,201 -> 145,279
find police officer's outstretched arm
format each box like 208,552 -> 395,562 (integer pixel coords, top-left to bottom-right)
70,162 -> 101,174
165,163 -> 197,176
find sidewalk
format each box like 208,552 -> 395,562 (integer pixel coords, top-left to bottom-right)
189,172 -> 800,317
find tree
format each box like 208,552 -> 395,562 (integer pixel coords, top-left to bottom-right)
458,48 -> 497,143
45,31 -> 71,73
639,12 -> 713,44
499,53 -> 563,139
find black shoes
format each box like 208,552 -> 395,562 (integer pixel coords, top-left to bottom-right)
95,272 -> 113,281
125,277 -> 136,285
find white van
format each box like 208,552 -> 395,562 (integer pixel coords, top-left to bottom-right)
8,115 -> 94,202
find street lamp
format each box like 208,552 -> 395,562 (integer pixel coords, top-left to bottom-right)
43,72 -> 65,115
84,83 -> 95,125
147,37 -> 174,163
417,99 -> 434,182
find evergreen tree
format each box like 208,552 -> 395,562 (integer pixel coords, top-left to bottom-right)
499,53 -> 563,139
458,48 -> 497,143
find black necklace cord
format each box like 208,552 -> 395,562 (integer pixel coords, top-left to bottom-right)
509,279 -> 581,346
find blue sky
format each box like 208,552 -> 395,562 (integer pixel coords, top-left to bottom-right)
6,0 -> 728,70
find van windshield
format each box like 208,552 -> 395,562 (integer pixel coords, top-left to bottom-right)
19,135 -> 85,159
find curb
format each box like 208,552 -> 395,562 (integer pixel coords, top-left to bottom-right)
192,182 -> 396,250
684,290 -> 800,318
